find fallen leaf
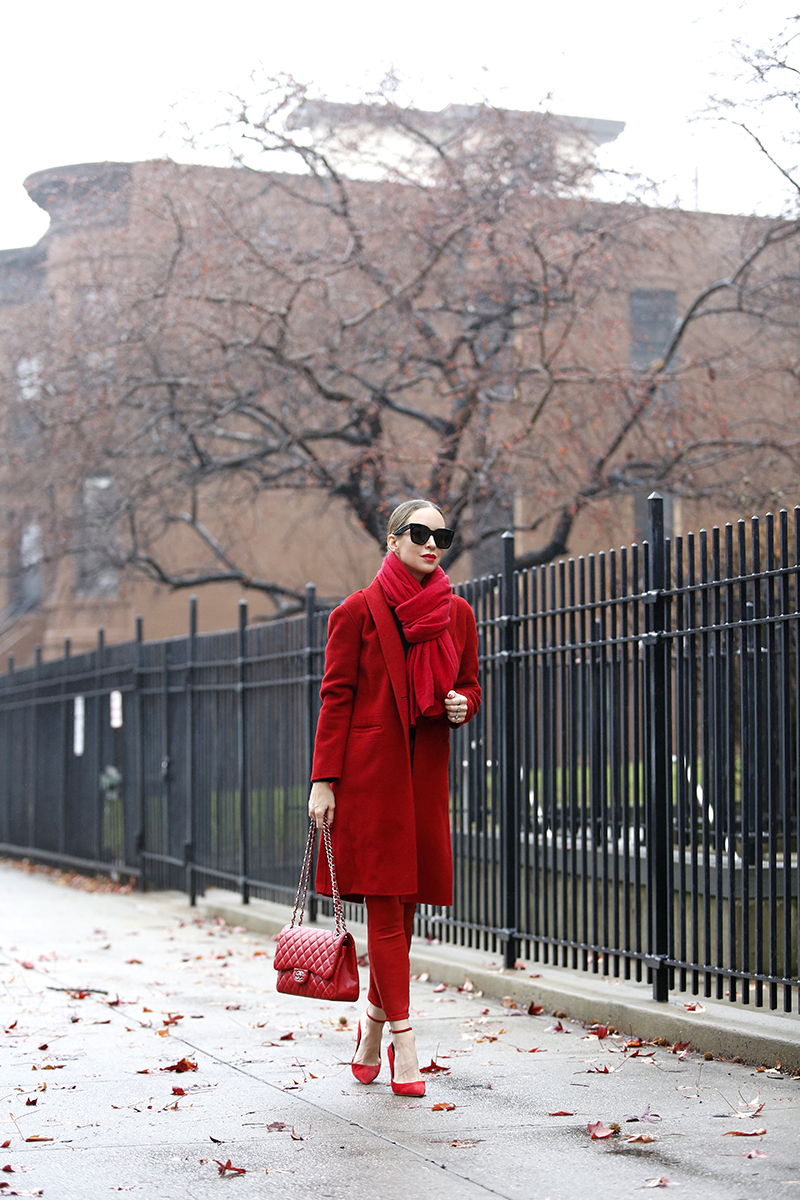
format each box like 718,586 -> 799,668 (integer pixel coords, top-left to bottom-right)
161,1058 -> 198,1073
24,1136 -> 53,1143
501,997 -> 517,1009
172,1087 -> 186,1096
279,1032 -> 294,1041
225,1004 -> 241,1011
590,1025 -> 609,1040
20,963 -> 35,971
290,1128 -> 303,1141
517,1047 -> 546,1053
527,1003 -> 544,1016
125,959 -> 143,965
683,1002 -> 705,1011
37,1045 -> 47,1052
0,1144 -> 8,1151
420,1059 -> 451,1074
24,1100 -> 36,1107
724,1129 -> 766,1137
626,1134 -> 660,1144
744,1149 -> 770,1159
215,1159 -> 246,1176
626,1105 -> 661,1123
546,1020 -> 569,1033
431,1102 -> 456,1112
671,1042 -> 690,1054
265,1122 -> 289,1132
640,1177 -> 677,1188
433,983 -> 447,993
548,1111 -> 575,1116
588,1120 -> 615,1139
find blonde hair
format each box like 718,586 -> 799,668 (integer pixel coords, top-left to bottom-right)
386,498 -> 445,542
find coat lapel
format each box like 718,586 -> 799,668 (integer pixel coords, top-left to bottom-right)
364,578 -> 410,735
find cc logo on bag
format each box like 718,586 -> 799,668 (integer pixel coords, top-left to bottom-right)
293,969 -> 309,983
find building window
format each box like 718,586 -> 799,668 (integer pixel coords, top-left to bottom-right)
75,476 -> 118,597
629,290 -> 677,370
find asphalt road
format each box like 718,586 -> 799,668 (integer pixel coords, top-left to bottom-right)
1,861 -> 798,1200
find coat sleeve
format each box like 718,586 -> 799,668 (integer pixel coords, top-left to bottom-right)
310,602 -> 362,782
453,597 -> 481,724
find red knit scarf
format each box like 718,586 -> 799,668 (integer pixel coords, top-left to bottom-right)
377,552 -> 458,725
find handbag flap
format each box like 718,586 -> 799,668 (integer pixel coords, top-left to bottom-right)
273,925 -> 352,981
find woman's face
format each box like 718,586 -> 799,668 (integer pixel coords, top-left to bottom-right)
387,505 -> 447,583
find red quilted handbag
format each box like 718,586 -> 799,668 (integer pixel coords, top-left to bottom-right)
273,819 -> 360,1002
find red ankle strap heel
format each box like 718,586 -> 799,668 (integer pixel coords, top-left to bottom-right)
387,1030 -> 426,1097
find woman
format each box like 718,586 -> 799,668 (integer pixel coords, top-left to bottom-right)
308,499 -> 481,1096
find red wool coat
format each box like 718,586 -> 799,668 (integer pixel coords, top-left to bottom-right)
312,576 -> 481,905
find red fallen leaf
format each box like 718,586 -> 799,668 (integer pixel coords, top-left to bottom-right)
420,1059 -> 451,1074
546,1020 -> 569,1033
107,997 -> 121,1007
4,1023 -> 17,1032
20,962 -> 35,970
433,983 -> 447,993
744,1149 -> 770,1159
513,959 -> 526,970
25,1136 -> 53,1142
136,1069 -> 150,1075
626,1048 -> 655,1058
215,1160 -> 246,1176
37,1045 -> 47,1052
527,1003 -> 544,1015
172,1087 -> 186,1096
1,1166 -> 13,1173
0,1143 -> 8,1150
670,1042 -> 690,1054
209,1136 -> 224,1144
25,1099 -> 37,1107
724,1128 -> 766,1137
588,1120 -> 614,1139
683,1002 -> 706,1011
265,1122 -> 289,1132
548,1111 -> 575,1116
162,1015 -> 183,1026
431,1102 -> 456,1111
590,1024 -> 609,1039
161,1058 -> 197,1073
279,1032 -> 294,1041
640,1178 -> 677,1188
587,1065 -> 613,1073
125,959 -> 143,965
290,1128 -> 303,1141
225,1004 -> 241,1011
67,991 -> 90,1000
516,1047 -> 546,1053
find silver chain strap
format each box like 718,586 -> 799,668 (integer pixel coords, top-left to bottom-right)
290,818 -> 347,937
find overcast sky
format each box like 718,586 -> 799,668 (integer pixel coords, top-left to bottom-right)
1,0 -> 794,252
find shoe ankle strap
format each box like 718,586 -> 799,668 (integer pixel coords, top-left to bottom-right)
391,1026 -> 413,1035
366,1011 -> 386,1024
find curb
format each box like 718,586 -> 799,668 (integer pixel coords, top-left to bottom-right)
198,889 -> 800,1074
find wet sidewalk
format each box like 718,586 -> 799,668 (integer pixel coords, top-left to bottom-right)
1,861 -> 798,1200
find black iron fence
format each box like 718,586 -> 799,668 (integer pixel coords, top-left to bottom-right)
1,495 -> 798,1012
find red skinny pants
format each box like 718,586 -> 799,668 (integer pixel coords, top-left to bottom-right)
364,895 -> 416,1021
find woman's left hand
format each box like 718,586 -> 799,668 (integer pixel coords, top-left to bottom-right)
445,690 -> 469,726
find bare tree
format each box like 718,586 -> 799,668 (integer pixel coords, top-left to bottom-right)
6,78 -> 800,614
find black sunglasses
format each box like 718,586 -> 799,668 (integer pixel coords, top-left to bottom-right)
395,522 -> 455,550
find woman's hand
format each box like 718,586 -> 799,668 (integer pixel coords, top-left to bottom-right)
445,690 -> 469,726
308,781 -> 336,828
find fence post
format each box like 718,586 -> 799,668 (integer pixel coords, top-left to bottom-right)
185,597 -> 197,905
29,645 -> 42,850
134,616 -> 146,891
501,530 -> 519,969
646,493 -> 670,1001
95,629 -> 104,865
305,583 -> 318,924
237,599 -> 250,905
